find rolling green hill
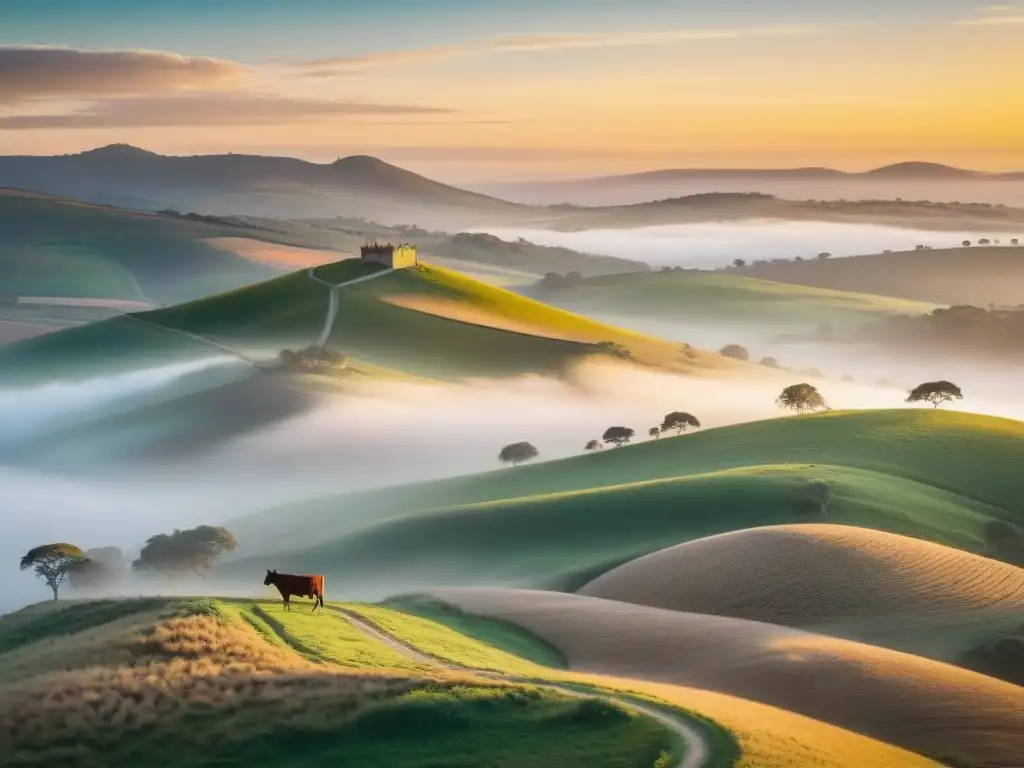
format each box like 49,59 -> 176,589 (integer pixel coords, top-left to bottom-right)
529,269 -> 937,330
225,409 -> 1024,589
0,261 -> 739,385
0,190 -> 284,304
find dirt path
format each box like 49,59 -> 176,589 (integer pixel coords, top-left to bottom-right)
307,265 -> 394,349
332,608 -> 711,768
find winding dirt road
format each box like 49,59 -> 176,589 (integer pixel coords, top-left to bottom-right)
333,607 -> 712,768
307,265 -> 394,348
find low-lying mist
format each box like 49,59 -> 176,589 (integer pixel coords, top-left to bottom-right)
4,354 -> 997,614
0,356 -> 248,449
476,222 -> 1021,268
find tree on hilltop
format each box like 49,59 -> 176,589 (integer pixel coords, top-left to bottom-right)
132,526 -> 237,579
584,439 -> 602,451
906,380 -> 963,409
660,411 -> 701,436
499,442 -> 539,467
776,383 -> 828,414
963,240 -> 972,247
1012,238 -> 1019,246
602,426 -> 635,447
732,258 -> 746,268
648,427 -> 661,439
20,543 -> 86,600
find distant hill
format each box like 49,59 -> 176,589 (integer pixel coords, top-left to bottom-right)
731,245 -> 1024,306
476,162 -> 1024,207
0,145 -> 528,230
7,146 -> 1024,230
526,194 -> 1024,232
0,189 -> 287,305
524,269 -> 936,332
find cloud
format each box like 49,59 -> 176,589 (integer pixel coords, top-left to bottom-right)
956,5 -> 1024,24
0,46 -> 243,104
0,93 -> 455,129
298,25 -> 817,75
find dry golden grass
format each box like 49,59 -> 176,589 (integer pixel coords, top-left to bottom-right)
578,675 -> 942,768
0,606 -> 425,755
430,587 -> 1024,767
205,237 -> 351,268
580,524 -> 1024,659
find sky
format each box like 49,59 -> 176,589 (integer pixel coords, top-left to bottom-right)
1,0 -> 1021,181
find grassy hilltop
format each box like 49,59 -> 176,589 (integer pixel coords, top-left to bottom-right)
0,596 -> 945,768
0,260 -> 738,385
227,409 -> 1024,591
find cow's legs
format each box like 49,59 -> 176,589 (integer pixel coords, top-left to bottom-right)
283,595 -> 291,611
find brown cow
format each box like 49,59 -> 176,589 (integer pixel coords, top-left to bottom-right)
263,569 -> 324,612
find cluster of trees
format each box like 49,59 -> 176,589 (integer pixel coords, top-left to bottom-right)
498,411 -> 703,467
20,525 -> 237,600
864,305 -> 1024,357
962,239 -> 1020,247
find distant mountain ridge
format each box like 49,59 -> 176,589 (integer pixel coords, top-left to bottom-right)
0,144 -> 525,229
539,161 -> 1009,186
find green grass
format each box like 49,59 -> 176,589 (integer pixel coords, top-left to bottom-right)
2,259 -> 724,385
228,409 -> 1024,586
0,315 -> 223,384
379,596 -> 568,669
0,193 -> 281,304
0,598 -> 168,655
248,462 -> 1015,594
227,599 -> 430,671
5,684 -> 676,768
537,269 -> 937,329
341,602 -> 560,676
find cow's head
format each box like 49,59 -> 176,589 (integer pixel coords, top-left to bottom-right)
263,569 -> 277,586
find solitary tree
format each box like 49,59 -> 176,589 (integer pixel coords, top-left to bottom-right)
906,380 -> 963,408
963,240 -> 972,247
499,442 -> 539,467
1012,238 -> 1019,246
817,252 -> 832,260
20,543 -> 86,600
776,383 -> 828,414
584,439 -> 602,451
719,344 -> 750,362
732,258 -> 746,268
648,427 -> 661,439
759,356 -> 781,369
660,411 -> 701,435
132,526 -> 237,579
978,238 -> 991,246
602,426 -> 635,447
